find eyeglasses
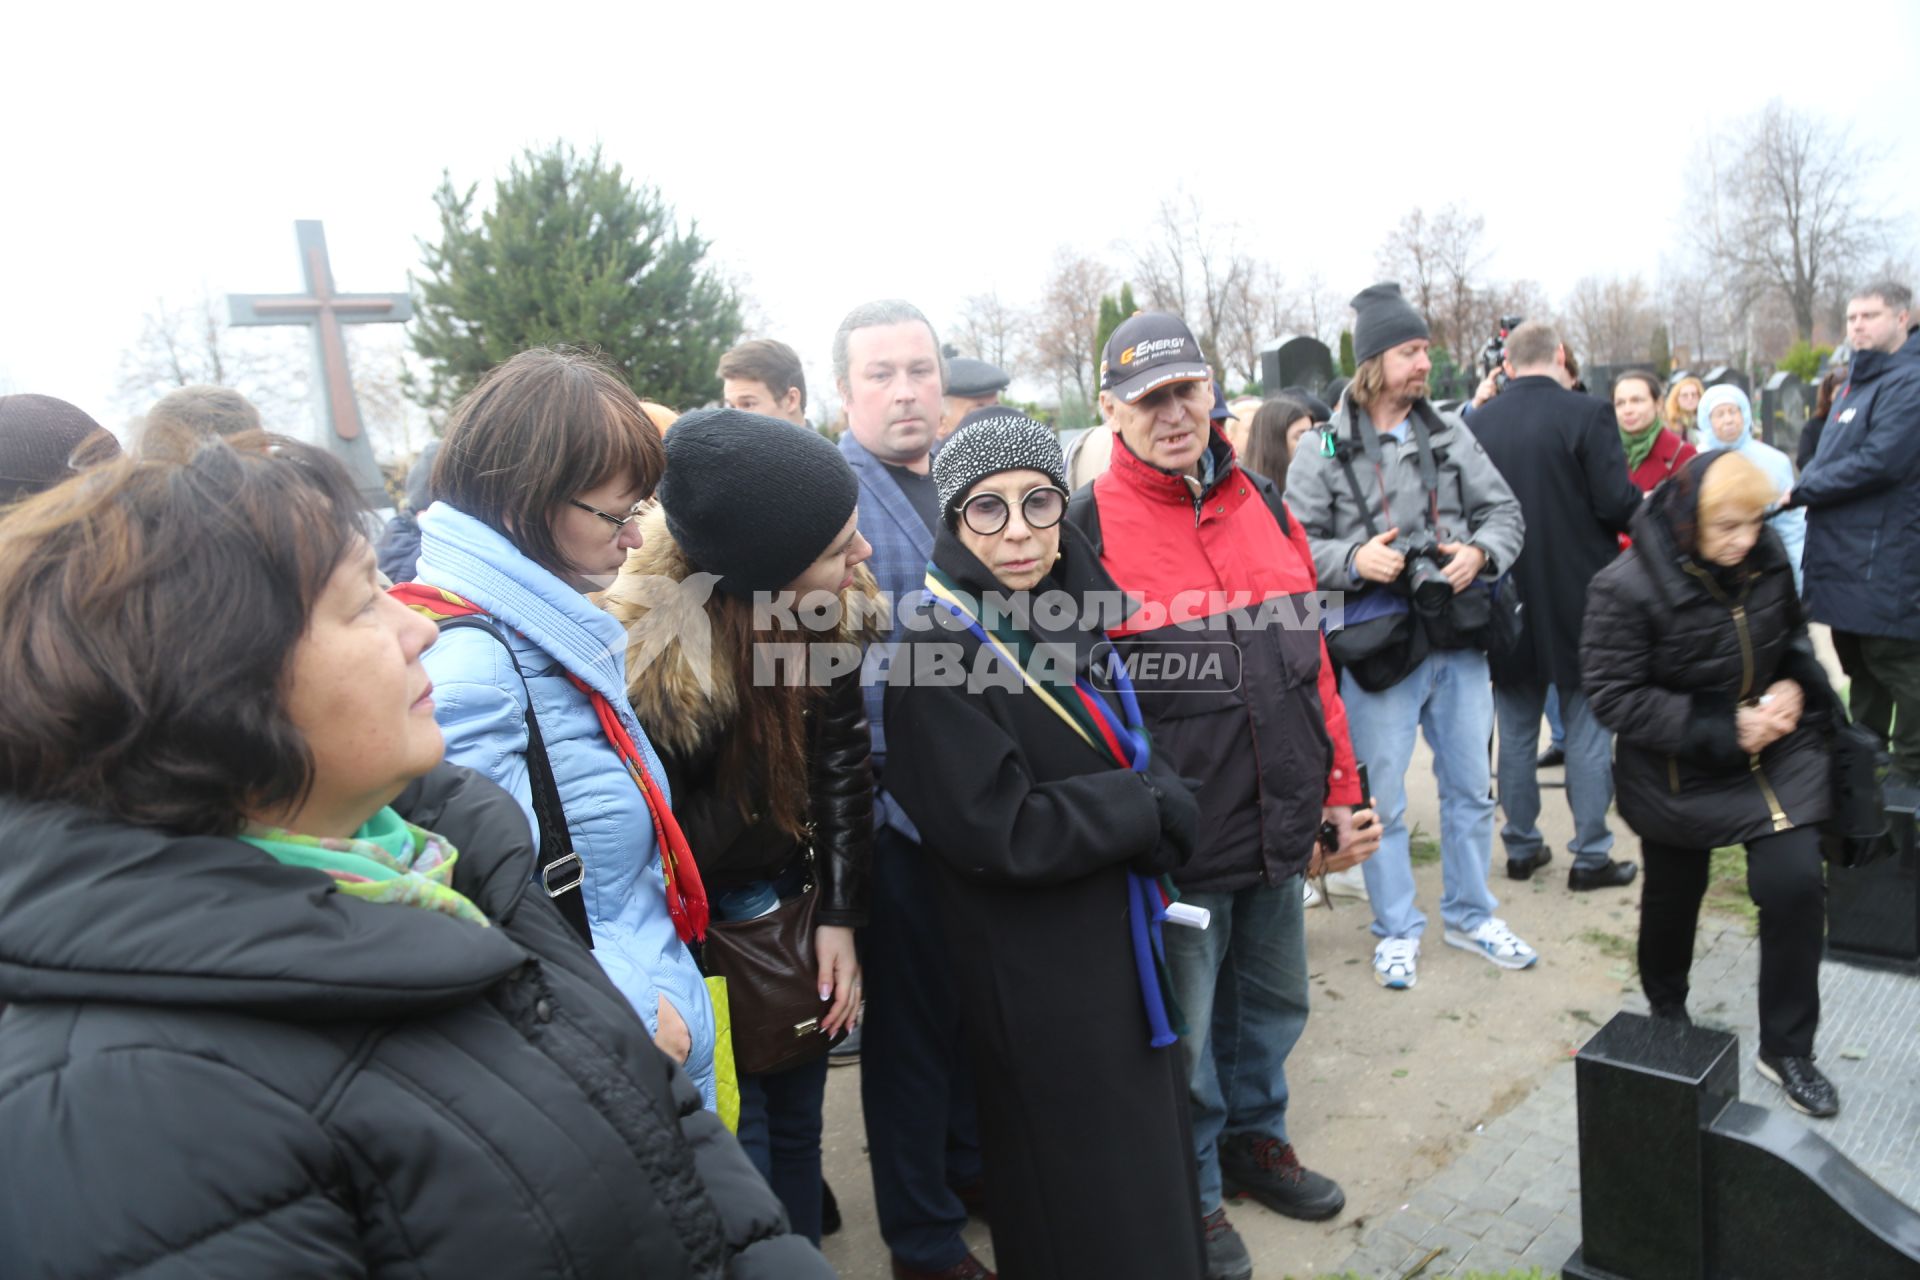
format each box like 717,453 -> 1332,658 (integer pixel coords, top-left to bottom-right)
570,498 -> 647,531
958,485 -> 1068,536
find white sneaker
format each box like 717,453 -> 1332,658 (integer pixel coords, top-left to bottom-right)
1324,865 -> 1370,901
1373,937 -> 1419,989
1443,917 -> 1539,970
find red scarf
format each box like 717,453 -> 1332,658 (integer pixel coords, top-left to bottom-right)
391,582 -> 709,942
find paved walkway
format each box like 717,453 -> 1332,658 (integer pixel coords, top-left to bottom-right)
1334,921 -> 1920,1278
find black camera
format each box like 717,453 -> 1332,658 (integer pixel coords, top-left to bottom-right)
1396,529 -> 1455,614
1477,315 -> 1525,392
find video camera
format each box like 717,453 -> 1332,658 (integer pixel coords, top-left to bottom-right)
1477,315 -> 1525,393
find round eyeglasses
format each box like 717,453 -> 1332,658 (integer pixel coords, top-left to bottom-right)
958,485 -> 1068,537
571,498 -> 647,531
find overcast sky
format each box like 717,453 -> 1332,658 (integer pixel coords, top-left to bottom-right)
6,0 -> 1917,439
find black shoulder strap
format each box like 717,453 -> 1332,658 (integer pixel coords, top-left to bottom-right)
1331,439 -> 1382,540
1238,467 -> 1292,537
436,615 -> 593,950
1066,482 -> 1104,558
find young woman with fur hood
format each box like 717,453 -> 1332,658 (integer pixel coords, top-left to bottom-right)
604,408 -> 879,1245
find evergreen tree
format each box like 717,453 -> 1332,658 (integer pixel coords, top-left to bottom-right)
408,142 -> 742,413
1650,323 -> 1673,378
1092,284 -> 1141,391
1338,330 -> 1357,376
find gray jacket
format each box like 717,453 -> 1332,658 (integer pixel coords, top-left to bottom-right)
1284,396 -> 1524,591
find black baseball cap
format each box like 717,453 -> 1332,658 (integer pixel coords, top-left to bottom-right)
1100,312 -> 1211,403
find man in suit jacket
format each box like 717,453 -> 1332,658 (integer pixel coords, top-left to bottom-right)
1471,321 -> 1644,892
833,300 -> 991,1280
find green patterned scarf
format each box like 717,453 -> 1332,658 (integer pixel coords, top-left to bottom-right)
241,807 -> 490,927
1621,418 -> 1664,471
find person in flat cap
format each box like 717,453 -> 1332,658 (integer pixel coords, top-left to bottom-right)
1284,284 -> 1533,995
0,394 -> 121,505
1064,311 -> 1379,1277
602,406 -> 876,1246
883,407 -> 1208,1279
936,355 -> 1010,441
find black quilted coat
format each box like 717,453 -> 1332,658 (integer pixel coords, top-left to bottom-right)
0,765 -> 832,1280
1581,454 -> 1833,850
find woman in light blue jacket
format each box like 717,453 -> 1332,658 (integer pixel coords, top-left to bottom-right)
406,348 -> 716,1105
1697,384 -> 1806,590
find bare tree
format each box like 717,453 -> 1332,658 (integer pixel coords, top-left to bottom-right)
1376,205 -> 1489,358
1128,193 -> 1253,377
1218,263 -> 1303,389
1028,248 -> 1115,410
950,291 -> 1029,376
1297,272 -> 1349,349
1562,274 -> 1659,366
1690,100 -> 1886,341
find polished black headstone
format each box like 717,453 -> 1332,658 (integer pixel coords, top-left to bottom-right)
1827,804 -> 1920,972
1260,335 -> 1335,397
1703,365 -> 1751,396
1704,1101 -> 1920,1278
1760,370 -> 1811,452
1564,1012 -> 1739,1280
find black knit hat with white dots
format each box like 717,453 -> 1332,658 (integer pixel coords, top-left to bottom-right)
934,409 -> 1068,528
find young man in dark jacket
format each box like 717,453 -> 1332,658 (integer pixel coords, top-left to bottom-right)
1794,281 -> 1920,799
1469,321 -> 1644,891
1069,310 -> 1379,1280
1285,284 -> 1531,994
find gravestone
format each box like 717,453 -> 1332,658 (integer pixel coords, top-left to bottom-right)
1260,335 -> 1335,397
1564,1012 -> 1920,1279
1759,370 -> 1812,453
1828,804 -> 1920,973
228,220 -> 412,508
1702,365 -> 1750,397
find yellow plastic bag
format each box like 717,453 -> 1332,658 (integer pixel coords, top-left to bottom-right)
706,975 -> 740,1133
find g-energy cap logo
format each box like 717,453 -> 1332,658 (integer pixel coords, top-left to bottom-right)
1119,336 -> 1187,365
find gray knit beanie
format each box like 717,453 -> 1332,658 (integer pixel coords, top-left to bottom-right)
1351,282 -> 1430,364
657,408 -> 860,597
934,410 -> 1067,526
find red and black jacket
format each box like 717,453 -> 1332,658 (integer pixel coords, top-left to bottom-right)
1068,429 -> 1361,893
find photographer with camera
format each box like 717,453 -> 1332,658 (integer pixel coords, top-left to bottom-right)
1469,321 -> 1645,894
1286,283 -> 1530,992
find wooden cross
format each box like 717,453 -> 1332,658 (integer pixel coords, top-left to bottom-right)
228,220 -> 411,446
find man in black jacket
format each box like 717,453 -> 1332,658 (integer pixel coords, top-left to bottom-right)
1794,281 -> 1920,798
1471,321 -> 1643,890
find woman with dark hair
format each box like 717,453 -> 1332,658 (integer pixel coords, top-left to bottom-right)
398,347 -> 718,1104
1240,394 -> 1317,483
1582,450 -> 1838,1118
604,408 -> 877,1244
1612,370 -> 1696,495
882,411 -> 1206,1279
0,429 -> 830,1277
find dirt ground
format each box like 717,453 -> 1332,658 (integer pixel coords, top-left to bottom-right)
816,724 -> 1671,1280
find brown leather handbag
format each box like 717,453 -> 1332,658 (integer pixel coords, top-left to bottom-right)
700,881 -> 844,1076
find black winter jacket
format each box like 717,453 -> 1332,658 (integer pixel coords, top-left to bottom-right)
608,508 -> 877,927
0,765 -> 832,1280
1795,329 -> 1920,641
1581,456 -> 1833,850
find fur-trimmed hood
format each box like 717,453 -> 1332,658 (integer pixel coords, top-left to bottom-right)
603,505 -> 888,758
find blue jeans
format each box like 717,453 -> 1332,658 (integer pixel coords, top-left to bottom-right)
737,1054 -> 831,1244
1163,879 -> 1310,1213
1494,681 -> 1615,870
1342,649 -> 1500,941
1544,685 -> 1566,751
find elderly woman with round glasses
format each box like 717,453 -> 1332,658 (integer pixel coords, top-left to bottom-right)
397,347 -> 719,1104
883,411 -> 1207,1278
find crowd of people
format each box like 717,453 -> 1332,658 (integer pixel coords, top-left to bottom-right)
0,276 -> 1914,1280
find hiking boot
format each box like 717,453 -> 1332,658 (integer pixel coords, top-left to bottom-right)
1757,1052 -> 1840,1118
1200,1206 -> 1253,1280
1443,917 -> 1539,970
1220,1133 -> 1346,1221
1373,937 -> 1419,989
890,1253 -> 995,1280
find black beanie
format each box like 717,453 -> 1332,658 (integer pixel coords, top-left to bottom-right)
1351,282 -> 1430,364
0,394 -> 120,504
934,409 -> 1067,526
657,407 -> 860,597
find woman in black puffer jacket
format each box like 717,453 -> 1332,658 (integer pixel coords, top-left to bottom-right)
1581,450 -> 1839,1118
0,427 -> 830,1280
604,408 -> 876,1246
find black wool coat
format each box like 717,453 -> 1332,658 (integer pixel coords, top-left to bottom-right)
882,523 -> 1204,1280
1581,460 -> 1833,850
1471,374 -> 1644,689
0,765 -> 831,1280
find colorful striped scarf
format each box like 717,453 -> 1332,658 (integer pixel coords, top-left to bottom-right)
241,806 -> 490,926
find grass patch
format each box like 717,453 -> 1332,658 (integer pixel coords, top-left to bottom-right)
1704,845 -> 1759,933
1579,927 -> 1636,962
1408,822 -> 1441,865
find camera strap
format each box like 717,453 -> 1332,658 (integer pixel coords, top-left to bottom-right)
1346,403 -> 1443,535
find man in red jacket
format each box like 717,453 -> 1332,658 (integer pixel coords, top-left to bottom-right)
1066,311 -> 1380,1280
